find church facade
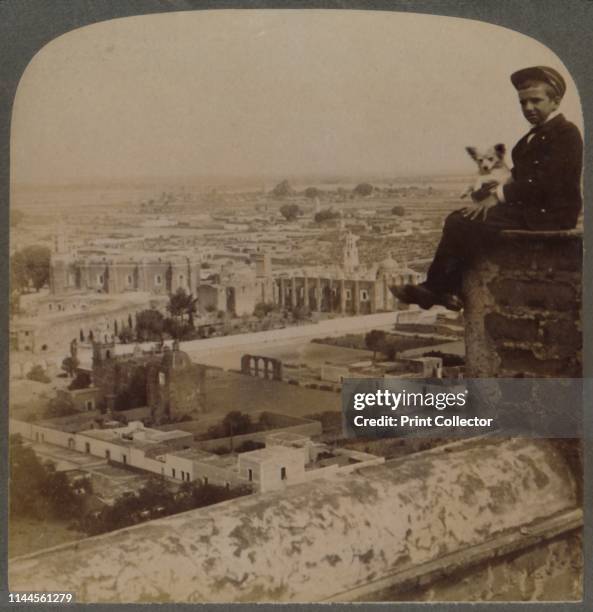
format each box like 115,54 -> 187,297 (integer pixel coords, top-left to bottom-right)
271,232 -> 423,315
49,251 -> 202,297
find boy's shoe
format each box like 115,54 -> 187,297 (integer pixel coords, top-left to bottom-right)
390,284 -> 463,312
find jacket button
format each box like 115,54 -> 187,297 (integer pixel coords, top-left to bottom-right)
533,160 -> 539,165
540,208 -> 547,213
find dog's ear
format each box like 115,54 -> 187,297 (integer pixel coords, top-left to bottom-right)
465,147 -> 478,160
494,143 -> 506,158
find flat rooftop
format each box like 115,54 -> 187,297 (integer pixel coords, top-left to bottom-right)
239,446 -> 302,464
266,431 -> 310,444
167,447 -> 216,461
37,411 -> 103,433
79,425 -> 191,449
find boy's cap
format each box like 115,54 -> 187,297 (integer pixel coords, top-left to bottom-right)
510,66 -> 566,98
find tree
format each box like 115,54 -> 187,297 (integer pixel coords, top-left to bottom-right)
279,203 -> 301,221
41,469 -> 84,519
61,355 -> 80,377
391,205 -> 405,216
222,411 -> 252,437
45,394 -> 78,419
291,304 -> 310,322
168,288 -> 189,319
365,330 -> 387,362
118,326 -> 134,344
28,245 -> 51,290
253,302 -> 277,319
10,253 -> 27,292
271,179 -> 294,198
379,337 -> 398,361
115,367 -> 147,410
10,435 -> 86,521
135,309 -> 165,341
68,371 -> 92,391
81,479 -> 250,535
137,477 -> 173,511
304,187 -> 321,199
164,318 -> 192,340
13,245 -> 52,291
353,183 -> 374,197
314,209 -> 340,223
10,434 -> 51,519
26,365 -> 50,384
167,288 -> 197,327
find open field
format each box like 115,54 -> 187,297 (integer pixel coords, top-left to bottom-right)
204,370 -> 341,417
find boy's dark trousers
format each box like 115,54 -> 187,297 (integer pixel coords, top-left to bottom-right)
425,203 -> 526,296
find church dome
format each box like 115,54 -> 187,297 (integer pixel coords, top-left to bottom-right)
377,254 -> 399,277
161,346 -> 192,369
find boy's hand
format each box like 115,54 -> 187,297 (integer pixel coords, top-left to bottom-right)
462,194 -> 498,220
470,181 -> 498,202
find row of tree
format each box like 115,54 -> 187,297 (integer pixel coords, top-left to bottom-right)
126,294 -> 311,344
79,477 -> 250,536
271,180 -> 376,199
107,288 -> 201,343
281,203 -> 405,224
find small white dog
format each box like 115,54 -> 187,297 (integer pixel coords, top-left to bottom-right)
460,143 -> 512,199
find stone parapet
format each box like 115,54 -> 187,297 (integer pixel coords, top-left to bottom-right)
8,438 -> 581,602
463,230 -> 582,378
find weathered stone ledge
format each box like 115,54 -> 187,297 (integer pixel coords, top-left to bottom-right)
464,230 -> 582,378
8,438 -> 579,603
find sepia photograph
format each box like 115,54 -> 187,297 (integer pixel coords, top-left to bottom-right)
4,4 -> 587,605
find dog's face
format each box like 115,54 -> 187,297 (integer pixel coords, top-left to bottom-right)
466,144 -> 506,174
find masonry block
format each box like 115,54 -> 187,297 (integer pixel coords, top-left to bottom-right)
489,279 -> 578,312
490,236 -> 582,274
496,348 -> 580,378
540,318 -> 582,351
484,313 -> 539,343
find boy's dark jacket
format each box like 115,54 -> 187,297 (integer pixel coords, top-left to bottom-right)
503,113 -> 583,230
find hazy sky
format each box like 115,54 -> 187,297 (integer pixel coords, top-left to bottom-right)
11,10 -> 583,185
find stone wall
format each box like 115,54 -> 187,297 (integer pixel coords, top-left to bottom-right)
366,531 -> 582,602
463,230 -> 582,378
8,438 -> 581,602
147,360 -> 206,421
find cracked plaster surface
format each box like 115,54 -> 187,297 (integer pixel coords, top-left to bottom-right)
9,438 -> 576,603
